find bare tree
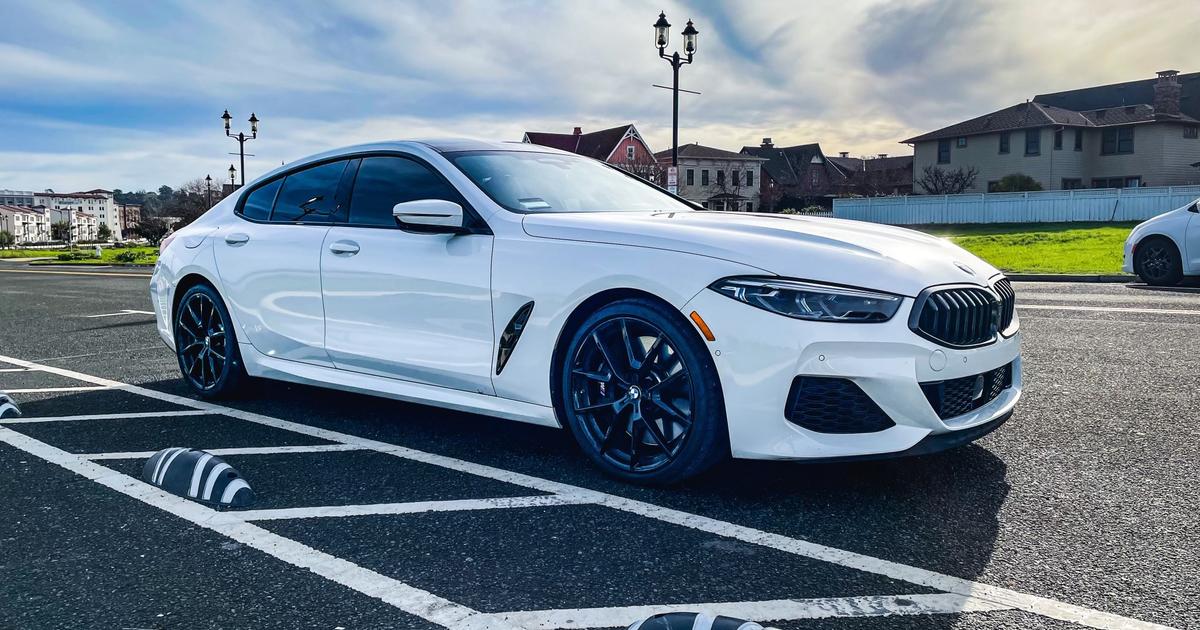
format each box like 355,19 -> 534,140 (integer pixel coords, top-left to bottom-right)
916,165 -> 979,195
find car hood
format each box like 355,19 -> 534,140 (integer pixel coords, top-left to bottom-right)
522,211 -> 998,297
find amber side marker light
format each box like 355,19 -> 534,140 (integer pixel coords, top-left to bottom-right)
689,311 -> 716,341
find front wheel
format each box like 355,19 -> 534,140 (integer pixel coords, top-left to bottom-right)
1134,237 -> 1183,286
559,298 -> 727,485
174,283 -> 247,398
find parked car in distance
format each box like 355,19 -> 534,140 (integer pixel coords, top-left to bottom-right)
1125,198 -> 1200,285
150,139 -> 1022,484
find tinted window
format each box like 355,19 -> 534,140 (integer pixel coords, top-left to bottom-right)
272,160 -> 350,222
347,157 -> 463,226
240,178 -> 282,221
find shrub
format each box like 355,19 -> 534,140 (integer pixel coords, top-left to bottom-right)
56,250 -> 97,261
114,250 -> 144,263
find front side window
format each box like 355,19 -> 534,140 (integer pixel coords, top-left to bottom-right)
448,150 -> 694,214
239,178 -> 283,221
1025,129 -> 1041,156
272,160 -> 351,222
348,157 -> 465,227
937,139 -> 951,163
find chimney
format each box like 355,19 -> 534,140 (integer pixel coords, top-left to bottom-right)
573,126 -> 583,136
761,137 -> 773,148
877,153 -> 888,158
839,151 -> 849,158
1154,70 -> 1182,118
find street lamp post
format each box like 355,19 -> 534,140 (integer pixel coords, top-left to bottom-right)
222,110 -> 258,187
654,12 -> 699,171
204,174 -> 213,208
228,165 -> 237,186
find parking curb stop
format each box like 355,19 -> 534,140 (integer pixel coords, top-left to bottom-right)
142,447 -> 255,509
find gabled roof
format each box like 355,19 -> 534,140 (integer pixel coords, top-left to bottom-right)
901,102 -> 1092,144
739,143 -> 825,186
826,155 -> 913,174
522,124 -> 650,161
654,143 -> 767,161
1036,72 -> 1200,120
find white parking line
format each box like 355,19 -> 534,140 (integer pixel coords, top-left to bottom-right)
0,367 -> 32,372
84,309 -> 156,318
1019,304 -> 1200,316
238,494 -> 596,521
82,443 -> 369,460
2,410 -> 209,424
0,354 -> 1177,630
3,386 -> 110,394
499,593 -> 1012,629
0,426 -> 520,630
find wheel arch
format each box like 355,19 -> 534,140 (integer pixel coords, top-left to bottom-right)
547,286 -> 723,430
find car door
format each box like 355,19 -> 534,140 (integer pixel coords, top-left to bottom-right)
214,159 -> 353,366
321,154 -> 496,394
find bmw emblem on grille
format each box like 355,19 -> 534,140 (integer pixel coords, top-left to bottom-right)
954,261 -> 976,276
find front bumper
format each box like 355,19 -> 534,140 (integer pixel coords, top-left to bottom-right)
681,288 -> 1022,461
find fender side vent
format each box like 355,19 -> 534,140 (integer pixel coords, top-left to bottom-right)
496,301 -> 535,375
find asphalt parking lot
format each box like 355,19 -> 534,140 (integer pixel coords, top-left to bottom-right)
0,266 -> 1196,630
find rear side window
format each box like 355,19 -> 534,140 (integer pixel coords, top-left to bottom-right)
347,157 -> 464,227
272,160 -> 351,222
240,179 -> 282,221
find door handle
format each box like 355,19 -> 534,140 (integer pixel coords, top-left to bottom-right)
225,232 -> 250,246
328,240 -> 360,256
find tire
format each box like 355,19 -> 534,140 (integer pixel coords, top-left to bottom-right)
558,298 -> 727,485
174,283 -> 247,398
1134,236 -> 1183,286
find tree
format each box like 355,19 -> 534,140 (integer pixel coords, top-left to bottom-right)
916,165 -> 979,195
0,230 -> 13,248
132,217 -> 171,246
51,221 -> 71,242
990,173 -> 1043,192
97,224 -> 112,241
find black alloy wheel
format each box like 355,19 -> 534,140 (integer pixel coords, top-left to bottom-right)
175,284 -> 245,397
1135,237 -> 1183,286
561,299 -> 726,484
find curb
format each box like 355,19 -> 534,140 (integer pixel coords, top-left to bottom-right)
1007,274 -> 1135,283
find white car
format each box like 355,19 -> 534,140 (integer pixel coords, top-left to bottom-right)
1123,198 -> 1200,285
151,139 -> 1021,483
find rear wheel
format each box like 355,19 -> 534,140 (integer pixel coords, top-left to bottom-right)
1134,237 -> 1183,286
174,283 -> 247,398
559,298 -> 726,485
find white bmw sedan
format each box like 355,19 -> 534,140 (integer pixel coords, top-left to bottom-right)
151,139 -> 1021,483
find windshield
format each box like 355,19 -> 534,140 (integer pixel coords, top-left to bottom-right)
447,150 -> 695,214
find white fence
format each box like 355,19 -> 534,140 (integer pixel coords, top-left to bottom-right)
832,185 -> 1200,225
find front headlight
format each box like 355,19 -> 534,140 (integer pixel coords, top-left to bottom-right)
709,277 -> 902,322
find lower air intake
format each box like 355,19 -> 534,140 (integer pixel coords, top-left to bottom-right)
785,377 -> 895,434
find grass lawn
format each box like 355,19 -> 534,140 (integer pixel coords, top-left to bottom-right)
0,246 -> 158,266
914,222 -> 1137,275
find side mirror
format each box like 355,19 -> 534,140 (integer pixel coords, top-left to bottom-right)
392,199 -> 466,233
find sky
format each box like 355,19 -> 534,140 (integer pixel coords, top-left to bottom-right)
1,0 -> 1195,192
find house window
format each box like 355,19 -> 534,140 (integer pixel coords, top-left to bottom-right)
716,170 -> 725,186
1101,126 -> 1134,154
1091,176 -> 1140,189
1184,126 -> 1199,139
1054,129 -> 1063,150
937,139 -> 951,164
1024,129 -> 1040,155
1074,129 -> 1083,151
811,170 -> 819,186
956,137 -> 967,148
732,170 -> 740,186
999,132 -> 1010,154
745,202 -> 753,212
701,169 -> 709,186
1061,178 -> 1083,190
746,170 -> 754,186
627,146 -> 636,160
686,169 -> 694,186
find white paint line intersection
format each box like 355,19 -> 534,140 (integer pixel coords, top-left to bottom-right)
0,354 -> 1179,630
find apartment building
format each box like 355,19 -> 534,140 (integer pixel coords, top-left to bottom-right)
0,205 -> 52,243
35,189 -> 122,240
904,70 -> 1200,192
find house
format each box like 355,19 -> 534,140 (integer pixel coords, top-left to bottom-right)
826,153 -> 915,196
34,189 -> 122,240
740,139 -> 845,210
522,124 -> 661,181
903,70 -> 1200,193
117,203 -> 142,233
653,143 -> 766,211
